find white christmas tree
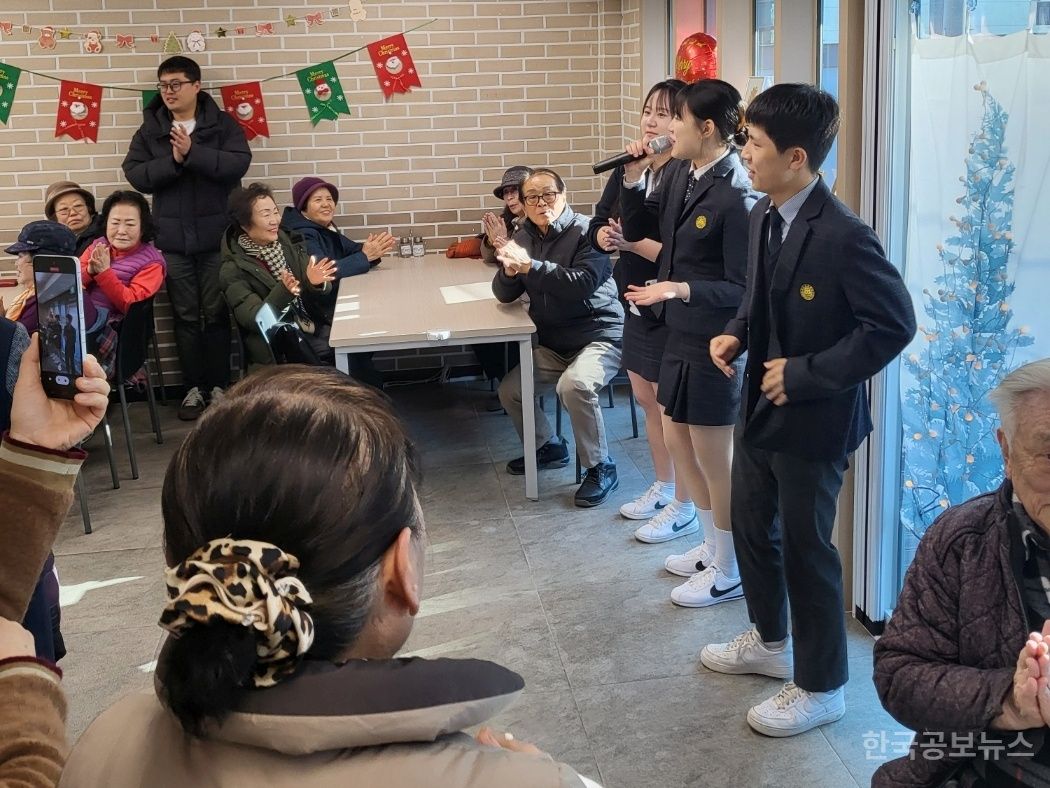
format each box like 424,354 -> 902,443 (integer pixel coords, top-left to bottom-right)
900,82 -> 1034,544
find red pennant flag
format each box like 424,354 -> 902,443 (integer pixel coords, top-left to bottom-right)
220,82 -> 269,140
55,80 -> 103,142
367,34 -> 421,100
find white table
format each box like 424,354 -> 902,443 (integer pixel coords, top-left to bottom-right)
328,253 -> 539,500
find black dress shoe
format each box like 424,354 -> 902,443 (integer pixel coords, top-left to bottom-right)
574,461 -> 619,507
506,436 -> 570,475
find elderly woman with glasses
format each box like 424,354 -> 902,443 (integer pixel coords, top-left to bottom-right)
220,182 -> 336,369
43,181 -> 104,257
490,168 -> 625,509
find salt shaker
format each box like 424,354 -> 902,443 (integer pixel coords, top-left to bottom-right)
399,236 -> 412,257
412,236 -> 425,257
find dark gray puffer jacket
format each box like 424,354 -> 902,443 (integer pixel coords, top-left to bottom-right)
491,205 -> 622,357
873,481 -> 1046,787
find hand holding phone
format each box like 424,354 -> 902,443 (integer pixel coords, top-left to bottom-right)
9,335 -> 110,451
32,254 -> 87,399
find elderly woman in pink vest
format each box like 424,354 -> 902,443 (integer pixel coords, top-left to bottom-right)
80,191 -> 166,318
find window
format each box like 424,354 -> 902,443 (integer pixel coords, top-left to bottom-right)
915,0 -> 1035,37
819,0 -> 840,188
668,0 -> 715,75
753,0 -> 775,79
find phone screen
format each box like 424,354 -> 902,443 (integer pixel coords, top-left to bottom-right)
33,255 -> 85,398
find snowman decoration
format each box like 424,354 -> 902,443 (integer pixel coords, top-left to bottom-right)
84,30 -> 103,54
235,102 -> 254,122
186,30 -> 206,53
69,101 -> 89,121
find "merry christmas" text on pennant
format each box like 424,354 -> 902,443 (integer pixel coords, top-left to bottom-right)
220,81 -> 269,140
367,34 -> 421,100
296,61 -> 351,125
55,80 -> 103,142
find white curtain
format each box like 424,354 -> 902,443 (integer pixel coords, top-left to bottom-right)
898,32 -> 1050,552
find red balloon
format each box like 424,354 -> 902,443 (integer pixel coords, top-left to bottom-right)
675,32 -> 718,84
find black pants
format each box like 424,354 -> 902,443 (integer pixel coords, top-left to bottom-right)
165,250 -> 231,391
731,428 -> 848,692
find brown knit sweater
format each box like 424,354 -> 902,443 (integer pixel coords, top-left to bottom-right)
0,434 -> 83,787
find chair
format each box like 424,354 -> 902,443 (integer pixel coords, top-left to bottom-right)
113,298 -> 164,480
555,369 -> 639,483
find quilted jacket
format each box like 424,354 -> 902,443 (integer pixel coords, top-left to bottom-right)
873,481 -> 1046,787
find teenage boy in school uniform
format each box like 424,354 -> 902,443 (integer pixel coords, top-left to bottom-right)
701,84 -> 916,737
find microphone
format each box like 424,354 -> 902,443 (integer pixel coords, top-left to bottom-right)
592,135 -> 672,175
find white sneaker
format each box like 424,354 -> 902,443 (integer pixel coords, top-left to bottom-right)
664,542 -> 714,577
747,683 -> 845,737
699,627 -> 794,678
209,386 -> 225,405
619,482 -> 675,520
671,566 -> 744,608
633,504 -> 698,544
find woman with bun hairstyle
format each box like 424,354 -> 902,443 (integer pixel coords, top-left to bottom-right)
619,79 -> 758,608
60,366 -> 600,788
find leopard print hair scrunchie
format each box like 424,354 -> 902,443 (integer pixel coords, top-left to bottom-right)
159,537 -> 315,687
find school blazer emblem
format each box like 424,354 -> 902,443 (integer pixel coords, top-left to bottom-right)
799,283 -> 816,301
694,214 -> 708,230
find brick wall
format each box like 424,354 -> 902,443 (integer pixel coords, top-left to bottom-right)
0,0 -> 644,380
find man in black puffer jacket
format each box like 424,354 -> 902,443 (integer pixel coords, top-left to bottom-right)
491,168 -> 624,509
874,359 -> 1050,787
122,56 -> 251,421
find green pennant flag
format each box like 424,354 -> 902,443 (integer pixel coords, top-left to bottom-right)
0,62 -> 23,126
296,61 -> 351,125
141,89 -> 158,111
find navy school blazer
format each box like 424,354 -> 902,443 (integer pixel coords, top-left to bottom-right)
620,152 -> 758,338
723,178 -> 917,461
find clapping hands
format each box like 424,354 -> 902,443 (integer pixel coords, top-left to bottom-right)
305,256 -> 337,287
279,269 -> 302,297
996,622 -> 1050,730
362,232 -> 398,261
88,242 -> 111,275
483,212 -> 508,250
496,240 -> 532,277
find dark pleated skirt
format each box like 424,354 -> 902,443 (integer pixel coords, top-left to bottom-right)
657,329 -> 745,426
621,310 -> 668,382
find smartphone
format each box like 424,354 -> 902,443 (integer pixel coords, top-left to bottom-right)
32,254 -> 87,399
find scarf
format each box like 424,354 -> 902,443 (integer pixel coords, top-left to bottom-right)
237,234 -> 315,334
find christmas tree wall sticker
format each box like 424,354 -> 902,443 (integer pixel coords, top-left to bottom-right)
900,83 -> 1035,542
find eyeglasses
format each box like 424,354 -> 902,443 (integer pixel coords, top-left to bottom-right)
156,80 -> 194,93
523,191 -> 562,206
55,203 -> 87,217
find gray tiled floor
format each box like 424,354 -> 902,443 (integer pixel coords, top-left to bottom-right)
54,381 -> 900,787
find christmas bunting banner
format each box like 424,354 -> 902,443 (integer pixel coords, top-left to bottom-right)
141,89 -> 158,111
220,81 -> 269,140
55,80 -> 102,142
296,61 -> 351,125
368,34 -> 421,99
0,61 -> 22,125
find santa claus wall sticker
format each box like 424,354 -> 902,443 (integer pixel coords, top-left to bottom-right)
220,82 -> 269,140
367,34 -> 421,99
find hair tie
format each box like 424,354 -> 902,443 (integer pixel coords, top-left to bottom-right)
159,537 -> 315,687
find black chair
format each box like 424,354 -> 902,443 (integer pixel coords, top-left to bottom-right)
113,298 -> 163,480
555,369 -> 638,483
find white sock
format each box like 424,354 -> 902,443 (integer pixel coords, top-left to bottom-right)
656,480 -> 675,496
713,527 -> 738,580
696,508 -> 715,549
674,499 -> 696,520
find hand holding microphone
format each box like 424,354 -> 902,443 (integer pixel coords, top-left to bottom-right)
592,135 -> 671,175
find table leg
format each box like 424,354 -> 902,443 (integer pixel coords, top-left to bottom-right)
518,337 -> 537,500
335,352 -> 350,375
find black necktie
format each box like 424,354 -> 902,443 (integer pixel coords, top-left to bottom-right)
683,173 -> 697,206
765,207 -> 784,277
